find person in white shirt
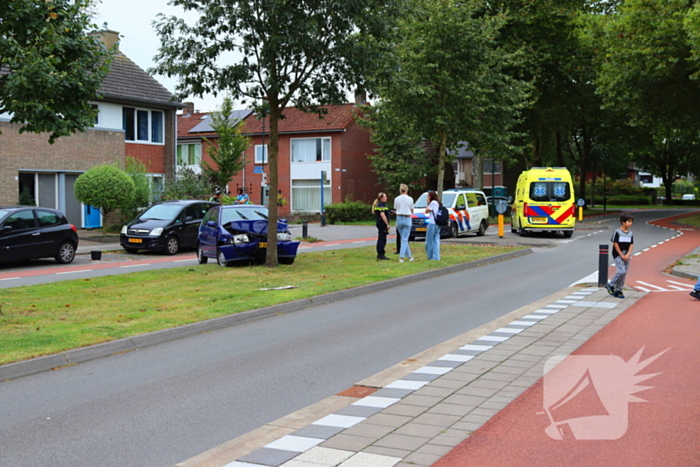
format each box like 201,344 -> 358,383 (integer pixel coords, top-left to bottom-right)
393,184 -> 414,263
425,190 -> 441,260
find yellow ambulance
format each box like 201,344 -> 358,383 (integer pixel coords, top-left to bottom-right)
511,167 -> 575,237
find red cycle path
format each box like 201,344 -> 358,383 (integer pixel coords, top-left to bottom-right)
433,213 -> 700,467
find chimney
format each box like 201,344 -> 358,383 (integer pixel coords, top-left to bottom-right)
94,30 -> 120,52
182,102 -> 195,116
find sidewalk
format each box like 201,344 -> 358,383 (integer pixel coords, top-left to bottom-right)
176,213 -> 700,467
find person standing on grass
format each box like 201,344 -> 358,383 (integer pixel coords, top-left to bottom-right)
393,184 -> 414,263
606,212 -> 634,299
372,192 -> 391,260
425,190 -> 441,261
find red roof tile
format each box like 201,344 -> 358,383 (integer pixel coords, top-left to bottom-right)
177,112 -> 210,138
243,104 -> 359,134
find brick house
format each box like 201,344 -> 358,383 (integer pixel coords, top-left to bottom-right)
177,104 -> 379,216
0,30 -> 180,228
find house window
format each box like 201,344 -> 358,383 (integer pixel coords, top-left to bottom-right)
122,107 -> 165,143
148,174 -> 164,201
91,104 -> 100,126
483,159 -> 501,174
291,137 -> 331,163
255,144 -> 268,164
292,179 -> 331,212
177,144 -> 202,166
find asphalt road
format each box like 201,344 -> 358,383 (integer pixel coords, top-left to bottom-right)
0,211 -> 681,467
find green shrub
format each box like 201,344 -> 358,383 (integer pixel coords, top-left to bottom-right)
75,164 -> 135,225
324,200 -> 374,224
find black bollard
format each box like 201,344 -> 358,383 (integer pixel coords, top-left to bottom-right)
302,220 -> 308,239
598,244 -> 609,287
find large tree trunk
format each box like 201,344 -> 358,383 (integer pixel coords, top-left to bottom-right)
265,104 -> 280,268
436,131 -> 446,198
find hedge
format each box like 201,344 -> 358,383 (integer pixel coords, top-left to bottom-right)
324,201 -> 375,223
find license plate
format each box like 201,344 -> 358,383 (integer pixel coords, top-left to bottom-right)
530,217 -> 548,223
128,238 -> 143,243
416,228 -> 427,232
259,242 -> 267,248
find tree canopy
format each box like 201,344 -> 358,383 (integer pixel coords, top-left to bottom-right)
594,0 -> 700,202
201,97 -> 250,194
0,0 -> 112,143
364,0 -> 530,195
153,0 -> 400,266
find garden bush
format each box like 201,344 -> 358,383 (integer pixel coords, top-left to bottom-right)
324,200 -> 374,224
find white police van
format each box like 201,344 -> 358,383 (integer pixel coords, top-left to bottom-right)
410,189 -> 489,239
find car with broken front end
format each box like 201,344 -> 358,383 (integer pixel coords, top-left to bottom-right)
197,204 -> 300,266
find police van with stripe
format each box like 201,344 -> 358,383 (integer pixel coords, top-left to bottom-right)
511,167 -> 576,237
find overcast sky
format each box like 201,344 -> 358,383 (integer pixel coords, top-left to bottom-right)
95,0 -> 221,113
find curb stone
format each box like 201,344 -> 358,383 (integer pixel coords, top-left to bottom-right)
0,249 -> 532,382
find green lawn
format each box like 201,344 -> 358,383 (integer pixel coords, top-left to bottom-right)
0,243 -> 523,365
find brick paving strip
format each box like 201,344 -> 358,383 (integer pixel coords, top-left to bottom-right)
179,287 -> 637,467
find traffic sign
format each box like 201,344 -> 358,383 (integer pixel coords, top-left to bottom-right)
495,199 -> 509,214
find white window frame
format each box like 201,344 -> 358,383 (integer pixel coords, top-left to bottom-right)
255,144 -> 268,164
291,137 -> 331,163
291,179 -> 332,212
177,143 -> 202,167
122,107 -> 165,144
91,103 -> 100,126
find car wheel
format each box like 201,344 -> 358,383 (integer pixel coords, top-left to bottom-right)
477,220 -> 487,236
217,249 -> 229,267
450,223 -> 459,238
197,244 -> 208,264
563,231 -> 573,238
55,241 -> 76,264
279,257 -> 295,265
519,226 -> 528,237
165,236 -> 179,255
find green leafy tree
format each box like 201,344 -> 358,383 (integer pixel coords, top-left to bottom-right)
0,0 -> 113,143
594,0 -> 700,204
74,165 -> 135,234
357,106 -> 433,195
163,167 -> 213,201
201,98 -> 249,193
483,0 -> 586,170
366,0 -> 530,197
119,158 -> 152,224
152,0 -> 400,267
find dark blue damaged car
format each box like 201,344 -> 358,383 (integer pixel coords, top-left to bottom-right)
197,204 -> 300,266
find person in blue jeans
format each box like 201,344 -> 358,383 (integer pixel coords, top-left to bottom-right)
393,184 -> 414,263
425,190 -> 441,261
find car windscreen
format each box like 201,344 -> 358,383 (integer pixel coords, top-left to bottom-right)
414,193 -> 456,209
138,204 -> 183,221
221,207 -> 269,224
529,181 -> 571,202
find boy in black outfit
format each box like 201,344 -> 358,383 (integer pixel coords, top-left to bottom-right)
606,212 -> 634,299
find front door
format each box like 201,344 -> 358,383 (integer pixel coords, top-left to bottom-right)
83,204 -> 102,229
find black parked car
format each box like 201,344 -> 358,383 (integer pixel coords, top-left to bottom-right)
0,206 -> 79,264
120,200 -> 218,255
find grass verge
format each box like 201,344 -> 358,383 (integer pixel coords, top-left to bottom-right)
0,243 -> 523,365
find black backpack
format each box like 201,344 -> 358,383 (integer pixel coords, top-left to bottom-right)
435,203 -> 449,226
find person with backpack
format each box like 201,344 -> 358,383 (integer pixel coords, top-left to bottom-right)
425,190 -> 442,260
